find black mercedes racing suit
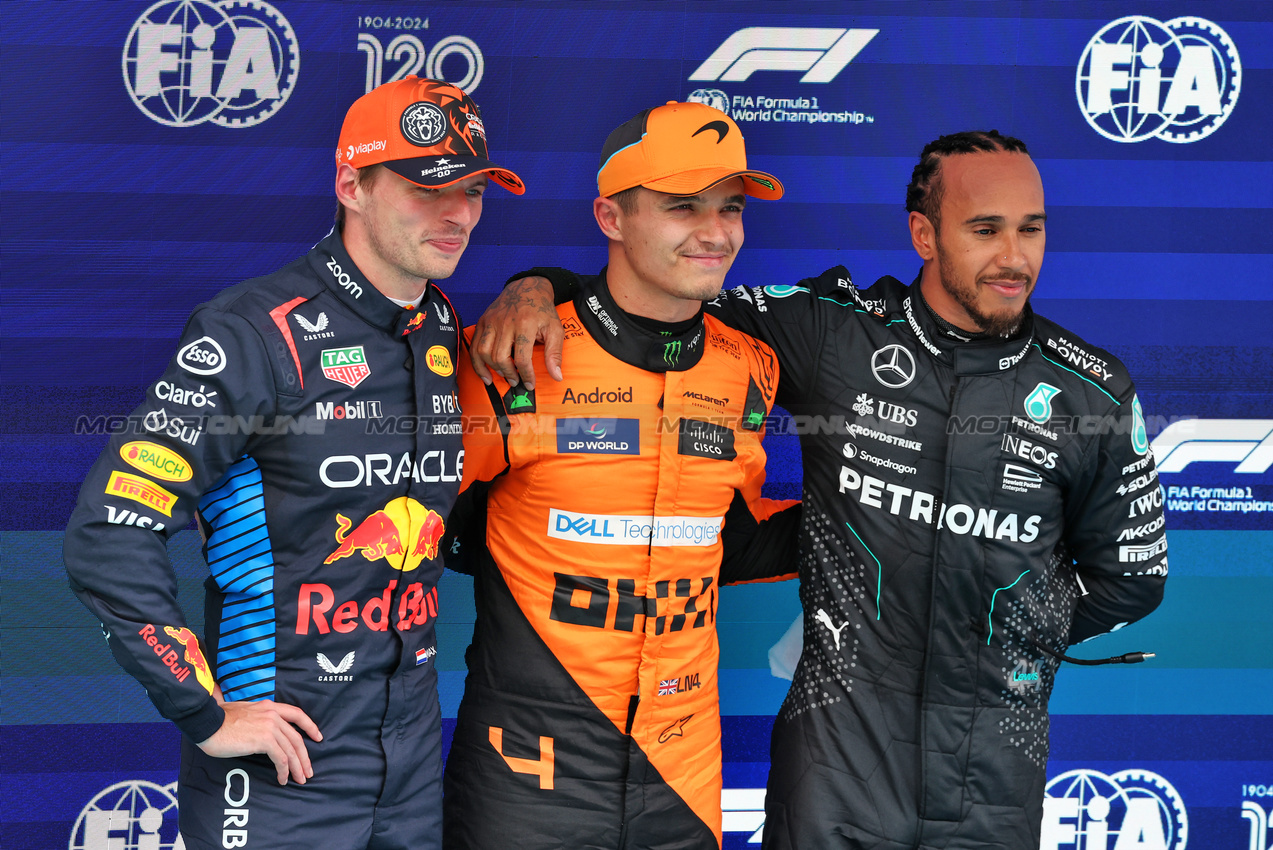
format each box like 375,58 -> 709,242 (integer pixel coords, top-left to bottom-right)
523,265 -> 1167,850
63,230 -> 463,850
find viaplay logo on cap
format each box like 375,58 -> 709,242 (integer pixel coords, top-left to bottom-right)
122,0 -> 300,128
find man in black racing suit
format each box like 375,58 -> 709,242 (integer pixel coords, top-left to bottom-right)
477,131 -> 1166,849
62,77 -> 525,850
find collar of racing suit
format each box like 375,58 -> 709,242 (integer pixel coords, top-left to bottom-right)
308,229 -> 445,338
898,271 -> 1036,377
572,267 -> 708,372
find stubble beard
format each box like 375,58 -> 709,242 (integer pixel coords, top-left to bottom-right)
937,246 -> 1030,337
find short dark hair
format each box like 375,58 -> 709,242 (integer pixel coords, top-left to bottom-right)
334,163 -> 385,229
905,130 -> 1029,232
609,186 -> 641,215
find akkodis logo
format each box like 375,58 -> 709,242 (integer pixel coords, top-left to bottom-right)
1042,768 -> 1187,850
123,0 -> 300,128
1077,16 -> 1240,143
70,779 -> 182,849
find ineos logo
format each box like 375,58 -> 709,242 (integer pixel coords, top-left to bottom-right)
870,345 -> 915,388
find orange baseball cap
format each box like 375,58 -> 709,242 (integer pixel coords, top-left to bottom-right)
597,101 -> 782,200
337,76 -> 525,194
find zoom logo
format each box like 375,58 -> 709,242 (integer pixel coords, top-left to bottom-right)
1077,16 -> 1241,143
1042,769 -> 1187,850
689,27 -> 878,83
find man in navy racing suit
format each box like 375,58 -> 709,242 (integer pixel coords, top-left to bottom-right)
474,130 -> 1167,849
62,77 -> 525,850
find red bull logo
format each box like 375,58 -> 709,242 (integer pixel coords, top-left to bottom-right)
402,312 -> 427,336
138,623 -> 214,693
163,625 -> 216,694
295,579 -> 439,635
323,496 -> 445,572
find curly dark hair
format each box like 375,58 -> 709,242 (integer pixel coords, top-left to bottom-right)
905,131 -> 1029,232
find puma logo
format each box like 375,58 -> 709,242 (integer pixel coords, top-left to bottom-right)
816,608 -> 849,650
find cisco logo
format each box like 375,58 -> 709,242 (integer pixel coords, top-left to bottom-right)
1077,16 -> 1241,143
123,0 -> 300,128
1042,768 -> 1187,850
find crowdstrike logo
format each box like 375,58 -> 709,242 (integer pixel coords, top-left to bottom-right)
122,0 -> 300,128
1077,16 -> 1241,143
1042,768 -> 1187,850
689,27 -> 878,83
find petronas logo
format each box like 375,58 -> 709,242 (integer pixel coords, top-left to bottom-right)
1023,383 -> 1061,424
663,340 -> 682,366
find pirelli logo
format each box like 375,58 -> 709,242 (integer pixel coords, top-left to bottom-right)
106,470 -> 177,516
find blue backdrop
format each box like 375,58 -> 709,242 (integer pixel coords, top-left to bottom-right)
2,2 -> 1270,848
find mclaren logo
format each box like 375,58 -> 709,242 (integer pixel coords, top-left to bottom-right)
692,120 -> 730,142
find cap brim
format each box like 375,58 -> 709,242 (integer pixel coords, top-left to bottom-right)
638,168 -> 783,200
384,157 -> 526,195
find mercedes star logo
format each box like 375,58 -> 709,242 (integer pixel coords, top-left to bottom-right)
870,345 -> 916,388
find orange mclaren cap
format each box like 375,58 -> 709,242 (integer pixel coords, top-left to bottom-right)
596,101 -> 782,200
337,76 -> 525,194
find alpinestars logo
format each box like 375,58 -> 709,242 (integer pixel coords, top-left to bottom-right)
690,27 -> 878,83
122,0 -> 300,128
1077,16 -> 1241,144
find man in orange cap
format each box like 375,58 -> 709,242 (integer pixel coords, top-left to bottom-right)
64,77 -> 523,849
441,101 -> 795,850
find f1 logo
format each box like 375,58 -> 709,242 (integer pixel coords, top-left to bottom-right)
1151,419 -> 1273,473
690,27 -> 878,83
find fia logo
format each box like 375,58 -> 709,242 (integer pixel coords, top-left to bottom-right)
1042,769 -> 1187,850
70,779 -> 183,849
122,0 -> 300,128
689,27 -> 878,83
1077,16 -> 1241,143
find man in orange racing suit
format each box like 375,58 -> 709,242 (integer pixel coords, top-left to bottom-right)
442,102 -> 795,850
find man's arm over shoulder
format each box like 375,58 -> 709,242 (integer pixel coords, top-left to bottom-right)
1063,388 -> 1167,644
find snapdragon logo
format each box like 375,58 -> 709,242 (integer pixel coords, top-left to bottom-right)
1077,16 -> 1241,143
123,0 -> 300,128
1042,768 -> 1187,850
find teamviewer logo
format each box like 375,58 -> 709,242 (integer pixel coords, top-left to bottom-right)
689,27 -> 878,83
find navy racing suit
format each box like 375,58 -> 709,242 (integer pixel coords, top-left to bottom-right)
64,230 -> 464,849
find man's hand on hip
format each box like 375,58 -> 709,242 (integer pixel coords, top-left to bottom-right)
198,690 -> 323,786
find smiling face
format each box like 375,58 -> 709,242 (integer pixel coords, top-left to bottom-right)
596,178 -> 746,322
911,150 -> 1046,335
338,164 -> 486,301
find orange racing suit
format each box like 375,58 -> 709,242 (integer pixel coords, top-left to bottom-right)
442,273 -> 787,849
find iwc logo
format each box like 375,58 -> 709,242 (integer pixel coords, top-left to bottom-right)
123,0 -> 300,128
1076,16 -> 1241,144
401,101 -> 448,146
1042,768 -> 1187,850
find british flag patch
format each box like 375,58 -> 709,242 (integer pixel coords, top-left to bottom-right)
658,678 -> 680,696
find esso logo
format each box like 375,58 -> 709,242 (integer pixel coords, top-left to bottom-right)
1042,768 -> 1187,850
177,336 -> 227,375
122,0 -> 300,128
1076,16 -> 1241,143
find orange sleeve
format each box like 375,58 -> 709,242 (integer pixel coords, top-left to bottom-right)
458,327 -> 512,491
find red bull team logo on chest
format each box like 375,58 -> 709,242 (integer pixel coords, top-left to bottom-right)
324,496 -> 445,572
321,346 -> 371,389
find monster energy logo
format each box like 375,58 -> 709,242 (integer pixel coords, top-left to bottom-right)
663,340 -> 682,366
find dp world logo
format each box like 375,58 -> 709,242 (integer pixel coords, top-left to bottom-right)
1042,768 -> 1187,850
1077,16 -> 1241,144
123,0 -> 300,128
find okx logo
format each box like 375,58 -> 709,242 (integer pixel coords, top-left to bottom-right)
690,27 -> 877,83
1042,769 -> 1187,850
1077,16 -> 1241,143
123,0 -> 300,128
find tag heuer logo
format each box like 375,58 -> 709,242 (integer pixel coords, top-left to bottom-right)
321,346 -> 371,388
